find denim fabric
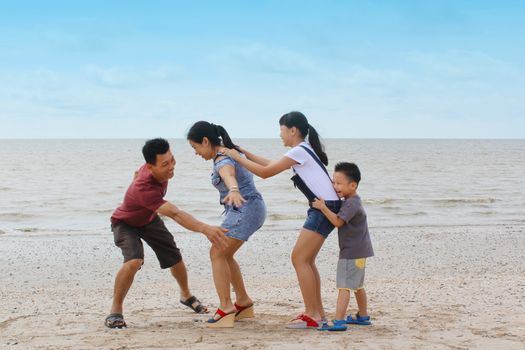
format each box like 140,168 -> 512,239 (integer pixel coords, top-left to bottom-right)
212,154 -> 266,241
303,200 -> 341,238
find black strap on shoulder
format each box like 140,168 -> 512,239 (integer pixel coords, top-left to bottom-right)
299,145 -> 331,180
213,152 -> 226,163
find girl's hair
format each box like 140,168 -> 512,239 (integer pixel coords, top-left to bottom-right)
279,111 -> 328,165
187,121 -> 240,151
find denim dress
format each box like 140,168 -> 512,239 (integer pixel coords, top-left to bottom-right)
212,153 -> 266,241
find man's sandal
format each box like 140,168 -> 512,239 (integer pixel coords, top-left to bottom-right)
206,308 -> 235,328
105,313 -> 127,329
180,295 -> 208,314
234,302 -> 254,321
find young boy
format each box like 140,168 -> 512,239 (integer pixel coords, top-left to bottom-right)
312,162 -> 374,331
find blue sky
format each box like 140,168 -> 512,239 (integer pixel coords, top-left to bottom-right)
1,0 -> 524,138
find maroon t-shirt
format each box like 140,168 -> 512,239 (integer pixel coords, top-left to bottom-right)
111,164 -> 168,227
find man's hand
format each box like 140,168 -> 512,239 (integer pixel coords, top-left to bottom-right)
312,198 -> 327,211
202,225 -> 229,250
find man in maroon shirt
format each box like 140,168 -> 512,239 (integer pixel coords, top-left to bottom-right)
105,138 -> 228,328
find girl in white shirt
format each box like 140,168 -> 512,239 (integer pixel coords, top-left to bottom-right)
221,111 -> 341,329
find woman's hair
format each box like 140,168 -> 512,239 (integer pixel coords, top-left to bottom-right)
187,121 -> 240,151
279,111 -> 328,165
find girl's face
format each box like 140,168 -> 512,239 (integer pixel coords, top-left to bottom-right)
189,138 -> 214,161
279,125 -> 297,147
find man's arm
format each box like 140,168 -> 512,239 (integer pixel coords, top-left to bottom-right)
312,199 -> 345,228
157,202 -> 228,249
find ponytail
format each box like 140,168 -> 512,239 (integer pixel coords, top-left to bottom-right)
307,124 -> 328,165
215,125 -> 241,152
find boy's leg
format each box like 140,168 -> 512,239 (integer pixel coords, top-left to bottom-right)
354,288 -> 368,316
335,289 -> 351,320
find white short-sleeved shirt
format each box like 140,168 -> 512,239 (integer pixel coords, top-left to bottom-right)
285,142 -> 339,201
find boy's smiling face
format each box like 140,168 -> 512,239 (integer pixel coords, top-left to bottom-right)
333,171 -> 358,199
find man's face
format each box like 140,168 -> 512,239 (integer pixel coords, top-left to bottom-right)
147,150 -> 176,182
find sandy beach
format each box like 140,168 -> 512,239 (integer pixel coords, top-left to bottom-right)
1,224 -> 523,349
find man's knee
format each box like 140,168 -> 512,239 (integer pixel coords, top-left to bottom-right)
124,259 -> 143,272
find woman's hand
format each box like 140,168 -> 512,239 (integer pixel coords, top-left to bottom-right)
219,147 -> 241,160
223,190 -> 246,208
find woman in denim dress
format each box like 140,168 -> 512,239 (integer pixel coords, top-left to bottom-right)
221,111 -> 340,329
187,121 -> 266,328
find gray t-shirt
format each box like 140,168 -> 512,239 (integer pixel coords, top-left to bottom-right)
337,195 -> 374,259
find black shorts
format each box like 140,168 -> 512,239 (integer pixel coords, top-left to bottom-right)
111,216 -> 182,269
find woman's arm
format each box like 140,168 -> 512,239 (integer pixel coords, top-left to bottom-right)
217,162 -> 246,207
221,147 -> 295,179
239,147 -> 271,166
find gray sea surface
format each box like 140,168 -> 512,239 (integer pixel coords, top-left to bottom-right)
1,139 -> 524,236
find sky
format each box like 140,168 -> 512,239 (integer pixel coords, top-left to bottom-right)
0,0 -> 524,138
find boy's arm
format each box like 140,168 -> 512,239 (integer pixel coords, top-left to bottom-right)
312,199 -> 345,228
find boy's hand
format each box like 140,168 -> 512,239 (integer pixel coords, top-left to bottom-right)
312,198 -> 327,210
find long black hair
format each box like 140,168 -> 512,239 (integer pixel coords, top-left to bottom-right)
279,111 -> 328,165
187,121 -> 240,151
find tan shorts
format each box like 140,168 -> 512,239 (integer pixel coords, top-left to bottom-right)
336,258 -> 366,290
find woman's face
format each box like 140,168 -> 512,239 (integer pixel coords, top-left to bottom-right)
189,138 -> 214,160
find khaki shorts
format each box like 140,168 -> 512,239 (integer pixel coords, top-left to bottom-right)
111,216 -> 182,269
336,258 -> 366,290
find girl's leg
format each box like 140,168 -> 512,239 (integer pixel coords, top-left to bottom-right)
290,229 -> 325,320
311,262 -> 325,319
209,237 -> 245,319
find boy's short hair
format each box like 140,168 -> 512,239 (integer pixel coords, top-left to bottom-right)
142,138 -> 170,165
335,162 -> 361,184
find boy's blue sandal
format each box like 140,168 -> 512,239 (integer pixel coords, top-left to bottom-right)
317,320 -> 347,331
346,313 -> 371,325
